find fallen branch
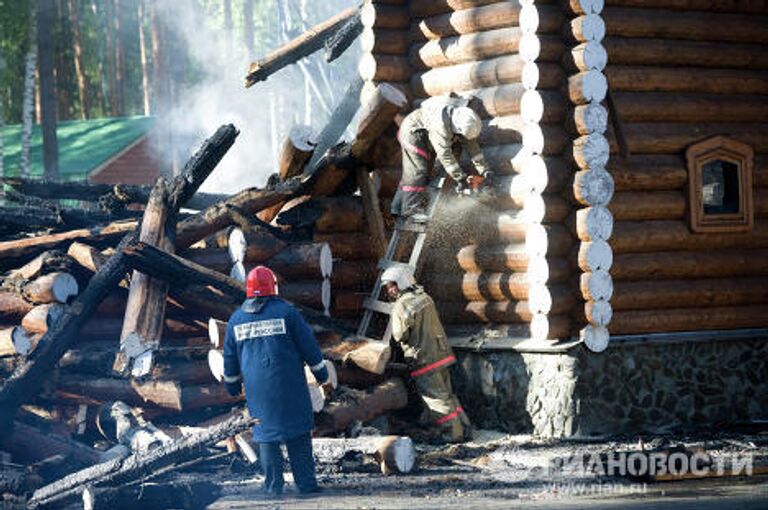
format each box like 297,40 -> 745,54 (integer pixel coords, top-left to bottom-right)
28,412 -> 256,509
245,6 -> 359,86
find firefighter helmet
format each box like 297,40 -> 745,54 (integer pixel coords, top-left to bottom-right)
450,107 -> 482,140
246,266 -> 278,297
380,266 -> 415,290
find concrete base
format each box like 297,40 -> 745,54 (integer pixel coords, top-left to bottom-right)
450,330 -> 768,438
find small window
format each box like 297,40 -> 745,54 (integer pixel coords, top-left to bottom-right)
686,136 -> 753,233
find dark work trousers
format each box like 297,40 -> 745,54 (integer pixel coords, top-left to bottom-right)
258,433 -> 320,495
392,129 -> 433,218
414,368 -> 471,443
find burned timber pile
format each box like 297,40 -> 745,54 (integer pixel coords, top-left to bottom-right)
0,82 -> 421,508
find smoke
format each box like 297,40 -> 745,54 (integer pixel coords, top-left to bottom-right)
149,0 -> 360,194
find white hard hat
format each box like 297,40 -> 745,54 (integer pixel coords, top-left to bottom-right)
450,107 -> 482,140
380,266 -> 415,290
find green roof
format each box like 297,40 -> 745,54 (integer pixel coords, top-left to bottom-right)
1,116 -> 155,182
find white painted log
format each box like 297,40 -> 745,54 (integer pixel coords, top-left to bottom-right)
522,62 -> 539,90
522,123 -> 545,155
527,284 -> 552,315
208,318 -> 227,349
581,324 -> 609,352
376,436 -> 416,475
520,89 -> 543,123
571,41 -> 608,72
230,261 -> 246,283
529,313 -> 551,340
227,228 -> 248,263
521,193 -> 546,223
573,133 -> 610,170
304,360 -> 338,389
525,224 -> 548,257
571,15 -> 606,42
499,173 -> 541,199
322,277 -> 332,316
510,152 -> 549,193
24,272 -> 79,304
308,382 -> 325,412
519,3 -> 539,34
568,0 -> 604,15
0,326 -> 32,357
578,240 -> 613,272
234,434 -> 258,464
580,269 -> 613,301
576,205 -> 614,242
585,299 -> 612,327
518,33 -> 540,62
574,102 -> 608,135
527,256 -> 550,284
569,70 -> 607,104
573,169 -> 614,206
21,302 -> 66,335
208,349 -> 224,382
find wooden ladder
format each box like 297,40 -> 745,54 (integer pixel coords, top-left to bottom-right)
355,177 -> 448,342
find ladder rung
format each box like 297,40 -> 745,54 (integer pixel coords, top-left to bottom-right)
377,260 -> 416,273
363,298 -> 392,315
395,221 -> 428,233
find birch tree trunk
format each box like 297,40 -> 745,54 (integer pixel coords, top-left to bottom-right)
137,0 -> 150,115
113,0 -> 125,115
21,3 -> 37,178
68,0 -> 89,119
243,0 -> 254,59
38,0 -> 59,180
223,0 -> 233,58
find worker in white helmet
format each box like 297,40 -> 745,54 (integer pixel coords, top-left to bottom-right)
380,266 -> 472,443
392,94 -> 493,220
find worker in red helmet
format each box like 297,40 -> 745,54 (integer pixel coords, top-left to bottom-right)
223,266 -> 330,497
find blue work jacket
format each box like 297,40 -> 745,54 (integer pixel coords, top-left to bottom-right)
223,296 -> 328,442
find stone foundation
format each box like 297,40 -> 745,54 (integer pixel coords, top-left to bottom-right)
451,332 -> 768,438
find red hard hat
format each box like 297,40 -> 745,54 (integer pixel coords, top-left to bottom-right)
246,266 -> 278,298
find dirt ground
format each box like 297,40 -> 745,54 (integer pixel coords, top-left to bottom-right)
159,429 -> 768,510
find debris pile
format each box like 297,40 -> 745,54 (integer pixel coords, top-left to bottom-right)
0,81 -> 418,507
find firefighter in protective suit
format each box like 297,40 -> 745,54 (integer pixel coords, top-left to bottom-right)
381,266 -> 472,443
392,94 -> 492,219
223,266 -> 329,496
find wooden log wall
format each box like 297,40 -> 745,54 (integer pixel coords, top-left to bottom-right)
561,0 -> 612,352
601,2 -> 768,336
404,0 -> 577,342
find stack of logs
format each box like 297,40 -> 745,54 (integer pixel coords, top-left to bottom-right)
0,80 -> 420,506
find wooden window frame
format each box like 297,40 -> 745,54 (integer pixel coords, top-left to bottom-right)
686,136 -> 754,233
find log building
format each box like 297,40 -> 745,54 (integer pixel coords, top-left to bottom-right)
349,0 -> 768,436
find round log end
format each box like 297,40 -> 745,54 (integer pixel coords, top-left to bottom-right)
519,4 -> 540,34
574,102 -> 608,135
49,272 -> 79,304
529,313 -> 550,340
377,82 -> 409,109
288,125 -> 318,152
519,34 -> 541,63
528,285 -> 553,315
521,62 -> 539,90
585,299 -> 613,327
581,324 -> 609,352
322,278 -> 332,316
359,53 -> 379,82
230,261 -> 246,283
569,70 -> 607,104
319,243 -> 333,278
522,123 -> 545,155
208,349 -> 224,382
525,223 -> 548,257
580,269 -> 613,301
578,240 -> 613,272
573,169 -> 614,207
520,90 -> 544,124
572,14 -> 606,42
377,436 -> 416,475
527,256 -> 550,284
576,205 -> 614,242
521,194 -> 545,224
228,228 -> 248,264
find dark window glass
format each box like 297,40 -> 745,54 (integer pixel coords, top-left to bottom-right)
702,160 -> 740,215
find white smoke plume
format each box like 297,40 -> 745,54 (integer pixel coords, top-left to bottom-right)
149,0 -> 359,194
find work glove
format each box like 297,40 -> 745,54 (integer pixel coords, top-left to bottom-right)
225,381 -> 242,397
